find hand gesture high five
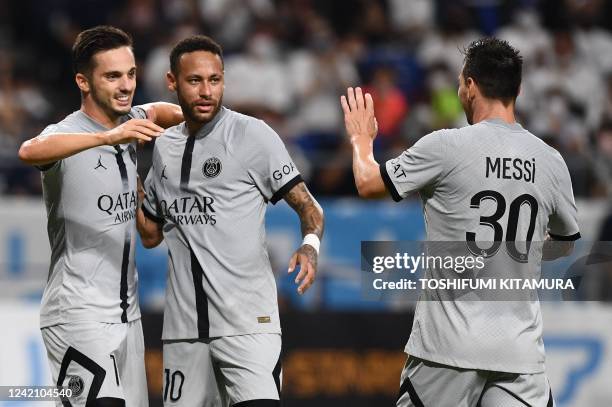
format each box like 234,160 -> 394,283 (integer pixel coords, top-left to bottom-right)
340,87 -> 378,142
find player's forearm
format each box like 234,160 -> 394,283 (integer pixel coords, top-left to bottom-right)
284,182 -> 325,239
350,137 -> 387,198
18,132 -> 108,165
143,102 -> 183,129
136,208 -> 164,248
298,197 -> 324,240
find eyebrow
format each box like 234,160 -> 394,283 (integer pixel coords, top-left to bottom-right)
103,67 -> 137,76
186,74 -> 222,79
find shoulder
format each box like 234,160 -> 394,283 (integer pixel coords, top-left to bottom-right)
225,109 -> 281,152
518,128 -> 567,168
530,134 -> 564,162
157,123 -> 186,145
545,145 -> 569,175
41,111 -> 85,134
428,127 -> 460,140
412,127 -> 457,151
152,122 -> 186,157
226,109 -> 271,136
128,105 -> 147,120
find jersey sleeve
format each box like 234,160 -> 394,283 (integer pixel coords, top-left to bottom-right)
236,119 -> 303,204
380,130 -> 448,201
548,154 -> 580,240
128,106 -> 148,120
142,161 -> 165,224
35,124 -> 62,171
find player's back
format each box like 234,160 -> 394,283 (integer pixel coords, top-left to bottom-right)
422,118 -> 573,245
383,118 -> 580,373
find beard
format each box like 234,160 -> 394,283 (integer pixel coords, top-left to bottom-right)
177,90 -> 222,125
90,85 -> 132,119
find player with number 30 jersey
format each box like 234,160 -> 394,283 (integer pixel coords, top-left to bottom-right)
342,38 -> 579,407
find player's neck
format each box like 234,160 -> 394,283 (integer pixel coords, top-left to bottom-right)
185,116 -> 217,137
185,118 -> 204,136
471,99 -> 516,125
80,99 -> 121,129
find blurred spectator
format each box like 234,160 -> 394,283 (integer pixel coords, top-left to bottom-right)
199,0 -> 276,52
0,50 -> 49,195
595,209 -> 612,301
143,24 -> 198,103
497,9 -> 552,65
288,17 -> 359,145
602,73 -> 612,124
427,63 -> 464,130
388,0 -> 434,35
364,66 -> 408,148
359,0 -> 390,44
0,0 -> 610,199
223,29 -> 293,121
417,4 -> 480,72
593,122 -> 612,195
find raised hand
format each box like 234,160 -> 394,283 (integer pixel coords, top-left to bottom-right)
340,87 -> 378,142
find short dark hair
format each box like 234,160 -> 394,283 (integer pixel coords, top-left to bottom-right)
72,26 -> 133,75
170,35 -> 223,75
462,38 -> 523,103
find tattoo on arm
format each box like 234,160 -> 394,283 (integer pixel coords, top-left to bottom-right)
284,182 -> 324,240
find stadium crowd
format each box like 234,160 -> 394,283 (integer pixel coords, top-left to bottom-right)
0,0 -> 611,199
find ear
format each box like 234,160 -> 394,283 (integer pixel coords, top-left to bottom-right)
166,71 -> 176,91
466,77 -> 477,100
75,73 -> 90,93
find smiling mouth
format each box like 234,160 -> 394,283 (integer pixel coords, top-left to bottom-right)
115,95 -> 131,105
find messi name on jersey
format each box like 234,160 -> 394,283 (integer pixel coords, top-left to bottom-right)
485,156 -> 536,183
97,191 -> 138,224
160,195 -> 217,225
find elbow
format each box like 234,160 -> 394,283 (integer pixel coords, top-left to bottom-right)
18,143 -> 33,164
355,181 -> 380,199
139,227 -> 163,248
141,236 -> 162,249
356,186 -> 372,199
141,241 -> 157,249
172,107 -> 184,126
18,142 -> 48,166
354,170 -> 386,199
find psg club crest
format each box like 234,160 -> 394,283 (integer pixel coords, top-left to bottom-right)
202,157 -> 222,178
68,375 -> 84,396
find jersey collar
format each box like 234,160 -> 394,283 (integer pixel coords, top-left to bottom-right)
188,106 -> 229,139
482,118 -> 523,131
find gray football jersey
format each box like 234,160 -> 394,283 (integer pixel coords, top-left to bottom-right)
381,118 -> 580,373
142,107 -> 302,340
39,108 -> 146,328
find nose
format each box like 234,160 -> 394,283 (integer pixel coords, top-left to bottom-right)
199,81 -> 212,98
119,75 -> 135,92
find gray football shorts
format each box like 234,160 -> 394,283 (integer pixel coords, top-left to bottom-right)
41,319 -> 148,407
163,333 -> 282,406
397,356 -> 555,407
